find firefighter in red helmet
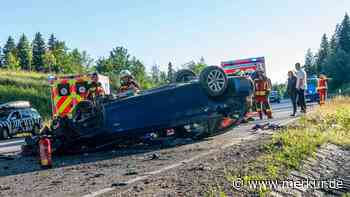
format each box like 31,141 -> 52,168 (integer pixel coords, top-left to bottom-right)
254,67 -> 273,119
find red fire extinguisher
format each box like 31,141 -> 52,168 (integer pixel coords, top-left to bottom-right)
39,137 -> 52,168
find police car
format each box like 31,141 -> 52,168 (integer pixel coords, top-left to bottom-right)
0,101 -> 42,139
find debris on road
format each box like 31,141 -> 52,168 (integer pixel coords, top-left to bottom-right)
251,123 -> 286,132
111,182 -> 128,187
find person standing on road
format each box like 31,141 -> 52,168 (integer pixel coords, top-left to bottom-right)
253,67 -> 273,119
287,71 -> 297,116
295,63 -> 307,113
317,74 -> 328,105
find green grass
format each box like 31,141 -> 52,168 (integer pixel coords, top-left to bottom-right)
210,96 -> 350,196
0,69 -> 51,120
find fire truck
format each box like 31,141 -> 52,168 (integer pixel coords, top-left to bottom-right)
48,73 -> 110,118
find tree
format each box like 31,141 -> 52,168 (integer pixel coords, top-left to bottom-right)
159,71 -> 167,85
17,34 -> 32,70
51,41 -> 68,72
6,52 -> 20,70
337,13 -> 350,53
48,34 -> 57,51
151,64 -> 160,84
81,51 -> 94,68
167,62 -> 174,82
2,36 -> 16,66
32,32 -> 46,71
304,48 -> 316,76
43,50 -> 56,72
96,57 -> 113,74
0,45 -> 2,67
315,34 -> 330,74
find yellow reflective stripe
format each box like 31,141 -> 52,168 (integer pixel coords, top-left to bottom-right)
255,91 -> 266,96
58,96 -> 73,113
76,95 -> 82,102
69,79 -> 77,85
54,95 -> 61,105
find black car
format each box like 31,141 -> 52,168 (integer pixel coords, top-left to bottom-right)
26,66 -> 254,154
0,101 -> 42,139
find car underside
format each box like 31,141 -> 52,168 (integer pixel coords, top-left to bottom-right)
23,66 -> 254,154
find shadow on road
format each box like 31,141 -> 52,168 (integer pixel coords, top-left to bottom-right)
0,134 -> 214,178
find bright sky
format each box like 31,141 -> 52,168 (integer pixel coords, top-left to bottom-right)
0,0 -> 349,83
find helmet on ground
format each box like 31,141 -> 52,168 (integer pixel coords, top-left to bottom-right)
120,70 -> 132,79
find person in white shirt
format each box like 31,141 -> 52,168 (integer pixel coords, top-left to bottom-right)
295,63 -> 307,113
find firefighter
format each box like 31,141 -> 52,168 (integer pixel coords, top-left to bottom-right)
87,81 -> 105,102
254,68 -> 273,119
118,70 -> 140,95
317,74 -> 328,105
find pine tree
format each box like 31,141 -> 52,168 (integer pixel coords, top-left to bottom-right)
151,64 -> 160,84
304,49 -> 316,76
315,34 -> 329,74
2,36 -> 16,66
17,34 -> 32,70
167,62 -> 174,82
32,32 -> 46,71
337,13 -> 350,53
48,34 -> 57,51
0,45 -> 2,67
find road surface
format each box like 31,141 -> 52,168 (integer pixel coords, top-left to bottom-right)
0,100 -> 317,197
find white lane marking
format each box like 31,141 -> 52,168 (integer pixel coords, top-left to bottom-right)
82,117 -> 295,197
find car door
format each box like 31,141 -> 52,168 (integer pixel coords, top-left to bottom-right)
20,110 -> 33,132
8,111 -> 22,135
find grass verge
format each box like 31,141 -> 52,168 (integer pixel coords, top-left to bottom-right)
207,96 -> 350,196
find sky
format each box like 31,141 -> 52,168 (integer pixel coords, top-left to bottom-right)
0,0 -> 349,83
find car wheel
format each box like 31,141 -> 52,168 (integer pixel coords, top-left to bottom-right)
31,125 -> 41,136
1,128 -> 10,139
173,69 -> 196,83
200,66 -> 228,97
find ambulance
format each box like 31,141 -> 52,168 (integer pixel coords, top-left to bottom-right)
48,73 -> 110,118
221,57 -> 266,77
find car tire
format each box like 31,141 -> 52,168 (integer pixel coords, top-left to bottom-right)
199,66 -> 228,97
173,69 -> 196,83
1,128 -> 10,139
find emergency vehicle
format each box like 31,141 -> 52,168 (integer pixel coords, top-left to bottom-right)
49,73 -> 110,118
221,57 -> 268,117
221,57 -> 266,76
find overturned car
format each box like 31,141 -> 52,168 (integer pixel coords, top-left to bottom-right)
24,66 -> 254,154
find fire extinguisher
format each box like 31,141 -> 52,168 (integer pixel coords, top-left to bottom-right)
39,137 -> 52,168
